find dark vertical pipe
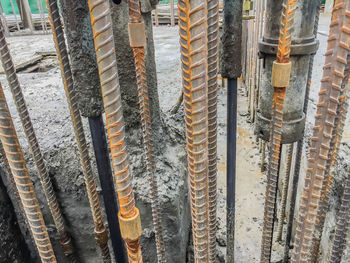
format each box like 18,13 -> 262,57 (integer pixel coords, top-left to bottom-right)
221,0 -> 242,260
88,115 -> 126,263
227,78 -> 237,262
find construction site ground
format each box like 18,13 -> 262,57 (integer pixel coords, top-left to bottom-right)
1,12 -> 350,263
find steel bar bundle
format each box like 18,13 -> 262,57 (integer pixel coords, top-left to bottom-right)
88,0 -> 143,262
44,0 -> 111,261
291,1 -> 350,262
0,84 -> 56,262
0,17 -> 76,261
260,0 -> 296,262
127,0 -> 166,261
309,52 -> 350,262
178,0 -> 210,260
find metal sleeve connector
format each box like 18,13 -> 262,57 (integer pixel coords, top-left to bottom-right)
118,208 -> 142,241
271,61 -> 292,88
128,23 -> 146,47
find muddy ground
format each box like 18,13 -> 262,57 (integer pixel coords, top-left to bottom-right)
0,12 -> 350,263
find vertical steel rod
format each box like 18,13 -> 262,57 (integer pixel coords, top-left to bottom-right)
0,16 -> 76,261
88,0 -> 144,261
0,84 -> 56,263
44,0 -> 111,261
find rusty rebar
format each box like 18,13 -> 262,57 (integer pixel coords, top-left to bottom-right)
207,0 -> 219,260
260,0 -> 296,262
291,1 -> 350,262
282,2 -> 321,262
309,54 -> 350,262
128,0 -> 166,261
0,17 -> 76,260
88,0 -> 143,262
178,0 -> 209,261
44,0 -> 111,261
329,171 -> 350,263
276,143 -> 293,242
0,84 -> 56,263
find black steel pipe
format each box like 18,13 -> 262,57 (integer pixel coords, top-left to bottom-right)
227,78 -> 237,262
88,115 -> 127,263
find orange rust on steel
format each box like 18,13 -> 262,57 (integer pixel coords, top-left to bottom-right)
276,143 -> 294,242
309,54 -> 350,263
207,0 -> 219,260
178,0 -> 210,261
291,1 -> 350,262
0,84 -> 56,263
260,0 -> 296,262
128,0 -> 166,261
44,0 -> 111,261
0,16 -> 75,260
88,0 -> 143,262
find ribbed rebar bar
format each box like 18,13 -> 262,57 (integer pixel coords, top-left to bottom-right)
127,0 -> 166,262
44,0 -> 111,261
207,0 -> 219,260
178,0 -> 209,261
260,1 -> 296,262
329,170 -> 350,263
291,1 -> 350,262
0,17 -> 76,260
276,143 -> 293,242
88,0 -> 143,262
282,2 -> 322,262
0,84 -> 56,263
310,54 -> 350,263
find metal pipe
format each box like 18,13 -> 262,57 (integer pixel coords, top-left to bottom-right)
227,78 -> 237,262
221,0 -> 242,260
178,0 -> 209,260
291,1 -> 350,262
0,17 -> 76,261
44,0 -> 111,261
127,0 -> 166,262
260,0 -> 296,262
276,143 -> 293,242
88,0 -> 143,262
88,116 -> 127,263
282,1 -> 321,261
207,0 -> 219,260
0,83 -> 56,263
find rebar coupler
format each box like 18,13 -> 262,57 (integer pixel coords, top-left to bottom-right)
128,23 -> 146,48
118,208 -> 142,241
271,61 -> 292,88
243,0 -> 253,11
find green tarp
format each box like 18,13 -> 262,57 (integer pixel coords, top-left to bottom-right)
0,0 -> 47,15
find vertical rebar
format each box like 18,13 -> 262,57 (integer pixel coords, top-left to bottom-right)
9,0 -> 21,31
291,1 -> 350,262
88,0 -> 143,262
0,17 -> 76,261
0,84 -> 56,263
207,0 -> 219,260
276,143 -> 293,242
260,0 -> 296,262
178,0 -> 209,261
282,2 -> 322,262
44,0 -> 111,261
128,0 -> 166,261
